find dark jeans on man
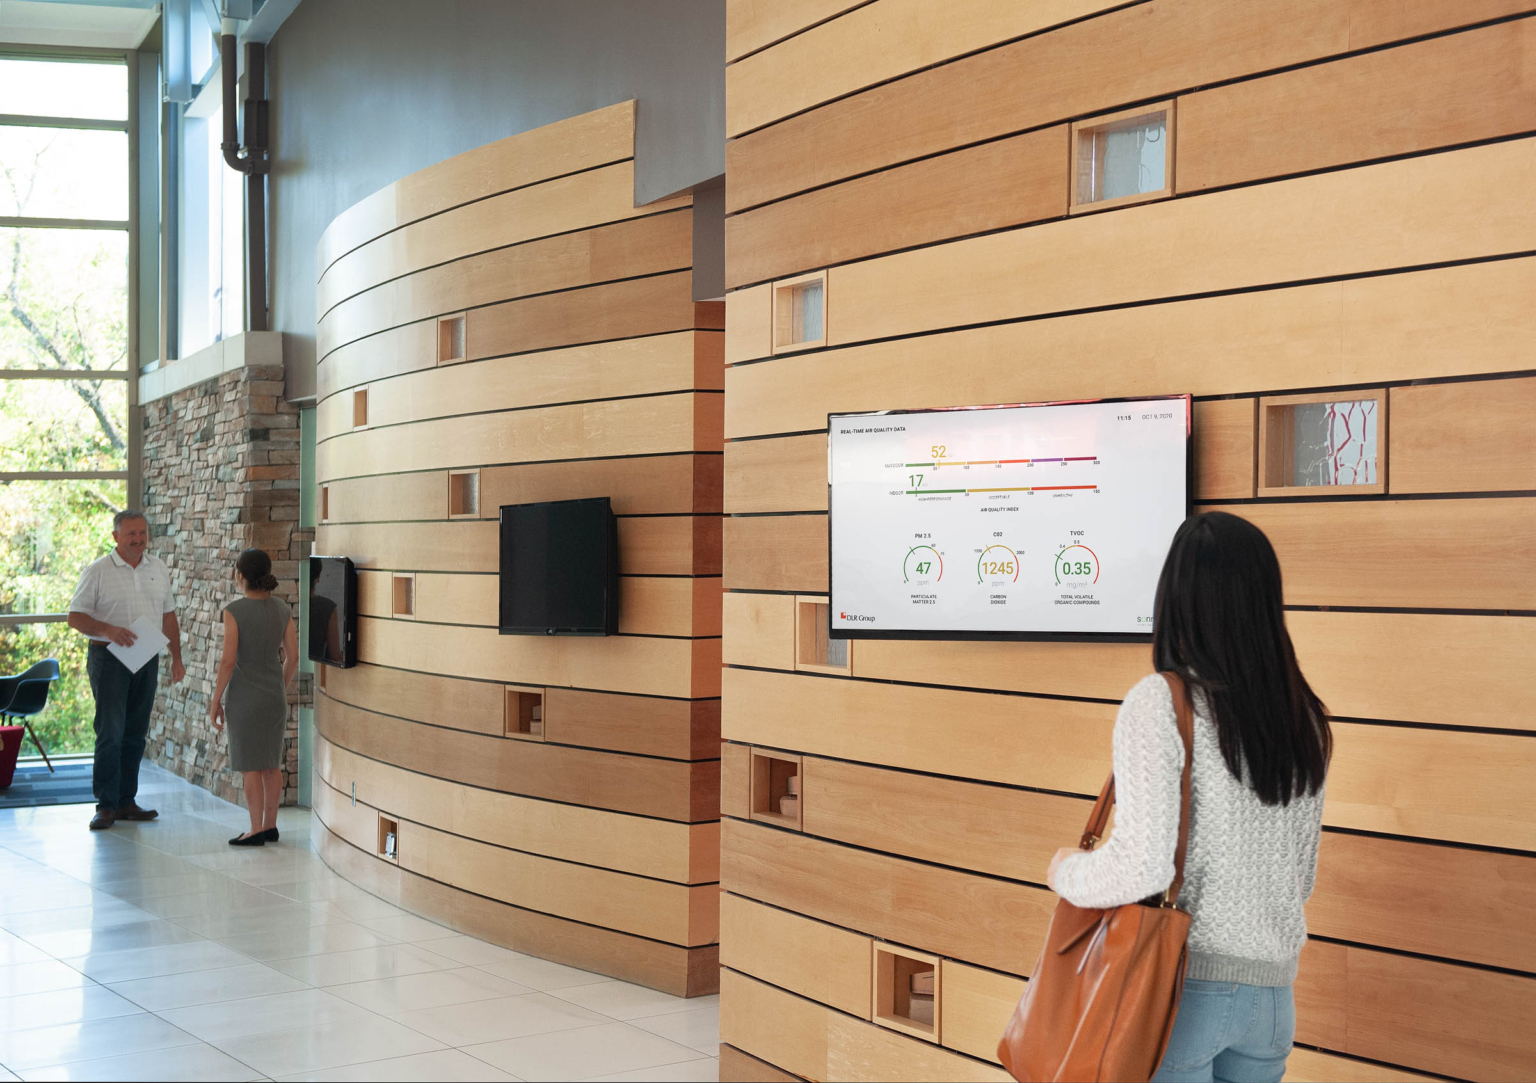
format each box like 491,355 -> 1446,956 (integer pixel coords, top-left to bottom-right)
86,643 -> 158,811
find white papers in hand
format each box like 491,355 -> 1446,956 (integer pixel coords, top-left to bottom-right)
106,615 -> 169,674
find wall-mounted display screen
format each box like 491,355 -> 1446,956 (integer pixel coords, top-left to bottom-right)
829,395 -> 1191,640
499,496 -> 619,636
307,556 -> 358,667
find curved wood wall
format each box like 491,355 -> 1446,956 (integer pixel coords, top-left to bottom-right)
312,100 -> 722,997
720,3 -> 1536,1081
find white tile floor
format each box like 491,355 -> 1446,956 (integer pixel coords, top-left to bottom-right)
0,765 -> 719,1082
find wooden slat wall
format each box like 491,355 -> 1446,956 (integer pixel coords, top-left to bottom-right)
313,105 -> 720,997
721,3 -> 1536,1079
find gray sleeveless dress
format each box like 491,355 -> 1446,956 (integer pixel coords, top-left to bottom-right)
224,596 -> 291,771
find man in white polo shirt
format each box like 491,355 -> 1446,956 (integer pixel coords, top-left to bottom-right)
67,510 -> 185,831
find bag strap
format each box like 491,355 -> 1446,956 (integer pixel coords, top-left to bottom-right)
1074,673 -> 1197,907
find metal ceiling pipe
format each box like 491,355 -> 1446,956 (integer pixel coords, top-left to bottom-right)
219,21 -> 271,331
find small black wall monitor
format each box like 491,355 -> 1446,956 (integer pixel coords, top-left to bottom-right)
307,556 -> 359,667
499,496 -> 620,636
829,394 -> 1192,642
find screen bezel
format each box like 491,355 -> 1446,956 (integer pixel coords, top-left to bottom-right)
826,393 -> 1193,643
306,555 -> 358,668
497,495 -> 618,637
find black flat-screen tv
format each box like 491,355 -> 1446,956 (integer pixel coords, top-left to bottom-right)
499,497 -> 619,636
307,556 -> 358,667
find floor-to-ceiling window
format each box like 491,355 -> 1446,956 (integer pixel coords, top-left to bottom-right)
0,54 -> 131,755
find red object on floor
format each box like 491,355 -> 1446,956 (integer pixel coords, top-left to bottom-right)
0,725 -> 21,789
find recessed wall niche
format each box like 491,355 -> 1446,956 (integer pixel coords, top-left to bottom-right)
1070,101 -> 1175,214
448,469 -> 481,519
504,687 -> 545,740
352,388 -> 369,429
772,270 -> 827,353
437,313 -> 467,365
748,748 -> 802,830
1258,389 -> 1387,497
795,596 -> 850,675
377,812 -> 400,863
872,941 -> 941,1043
391,573 -> 415,618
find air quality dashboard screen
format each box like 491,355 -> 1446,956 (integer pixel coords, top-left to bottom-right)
828,396 -> 1191,640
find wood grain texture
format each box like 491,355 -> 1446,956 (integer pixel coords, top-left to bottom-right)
723,819 -> 1053,974
727,592 -> 1535,732
725,497 -> 1536,609
323,663 -> 505,737
545,688 -> 721,762
1179,17 -> 1536,192
1310,831 -> 1536,973
726,0 -> 866,61
316,735 -> 711,883
317,100 -> 637,275
318,391 -> 713,479
1390,377 -> 1536,494
726,0 -> 1536,211
718,1043 -> 801,1082
801,757 -> 1093,883
725,256 -> 1536,439
1193,399 -> 1256,500
720,968 -> 830,1081
725,125 -> 1068,288
1221,497 -> 1536,610
317,695 -> 717,822
940,961 -> 1026,1066
320,471 -> 447,524
725,434 -> 825,514
315,515 -> 717,577
724,666 -> 1114,793
725,283 -> 773,365
1282,1047 -> 1438,1083
723,514 -> 827,592
316,331 -> 710,441
356,617 -> 718,700
722,741 -> 752,819
481,451 -> 722,518
319,160 -> 689,318
318,208 -> 693,360
722,591 -> 796,670
1326,722 -> 1536,849
827,1011 -> 1012,1082
721,893 -> 872,1017
727,0 -> 1127,136
467,271 -> 699,362
828,139 -> 1536,346
397,819 -> 715,946
315,821 -> 715,997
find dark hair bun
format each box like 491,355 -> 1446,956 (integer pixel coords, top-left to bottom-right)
236,548 -> 279,592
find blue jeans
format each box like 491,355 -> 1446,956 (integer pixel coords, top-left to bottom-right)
1151,980 -> 1295,1083
87,644 -> 158,811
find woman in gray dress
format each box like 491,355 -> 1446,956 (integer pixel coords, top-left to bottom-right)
208,548 -> 298,846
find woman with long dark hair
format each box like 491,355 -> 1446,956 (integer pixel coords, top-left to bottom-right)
208,548 -> 298,846
1047,511 -> 1331,1083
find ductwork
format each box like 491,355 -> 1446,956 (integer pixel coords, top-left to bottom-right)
219,19 -> 270,331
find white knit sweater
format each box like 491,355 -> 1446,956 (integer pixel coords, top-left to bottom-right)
1054,674 -> 1324,986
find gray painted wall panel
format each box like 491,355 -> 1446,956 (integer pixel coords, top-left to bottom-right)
268,0 -> 724,401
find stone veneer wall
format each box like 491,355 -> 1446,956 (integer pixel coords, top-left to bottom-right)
139,361 -> 313,805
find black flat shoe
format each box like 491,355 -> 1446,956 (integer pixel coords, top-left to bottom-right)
261,827 -> 280,842
229,832 -> 266,846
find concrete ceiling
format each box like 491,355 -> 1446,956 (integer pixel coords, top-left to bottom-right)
0,0 -> 161,50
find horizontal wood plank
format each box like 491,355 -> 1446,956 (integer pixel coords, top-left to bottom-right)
316,735 -> 711,883
1282,1047 -> 1438,1083
940,961 -> 1026,1066
468,271 -> 699,362
726,0 -> 866,62
722,591 -> 796,670
319,160 -> 688,317
355,616 -> 718,700
722,741 -> 752,820
317,101 -> 636,275
721,893 -> 871,1017
724,125 -> 1068,288
322,663 -> 503,737
828,139 -> 1536,346
724,434 -> 825,514
718,1043 -> 800,1082
321,471 -> 447,524
1179,17 -> 1536,192
318,392 -> 715,479
1390,376 -> 1536,494
723,514 -> 826,592
720,967 -> 829,1081
726,0 -> 1126,136
316,331 -> 712,440
545,688 -> 721,762
1310,830 -> 1536,973
1193,398 -> 1256,500
724,666 -> 1115,797
315,515 -> 719,577
722,818 -> 1053,974
724,257 -> 1536,439
827,1010 -> 1012,1081
318,209 -> 692,360
725,282 -> 772,364
317,694 -> 717,822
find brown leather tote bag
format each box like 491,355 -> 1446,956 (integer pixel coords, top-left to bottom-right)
998,672 -> 1196,1083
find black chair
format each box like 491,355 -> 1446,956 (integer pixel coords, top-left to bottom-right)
0,658 -> 61,774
